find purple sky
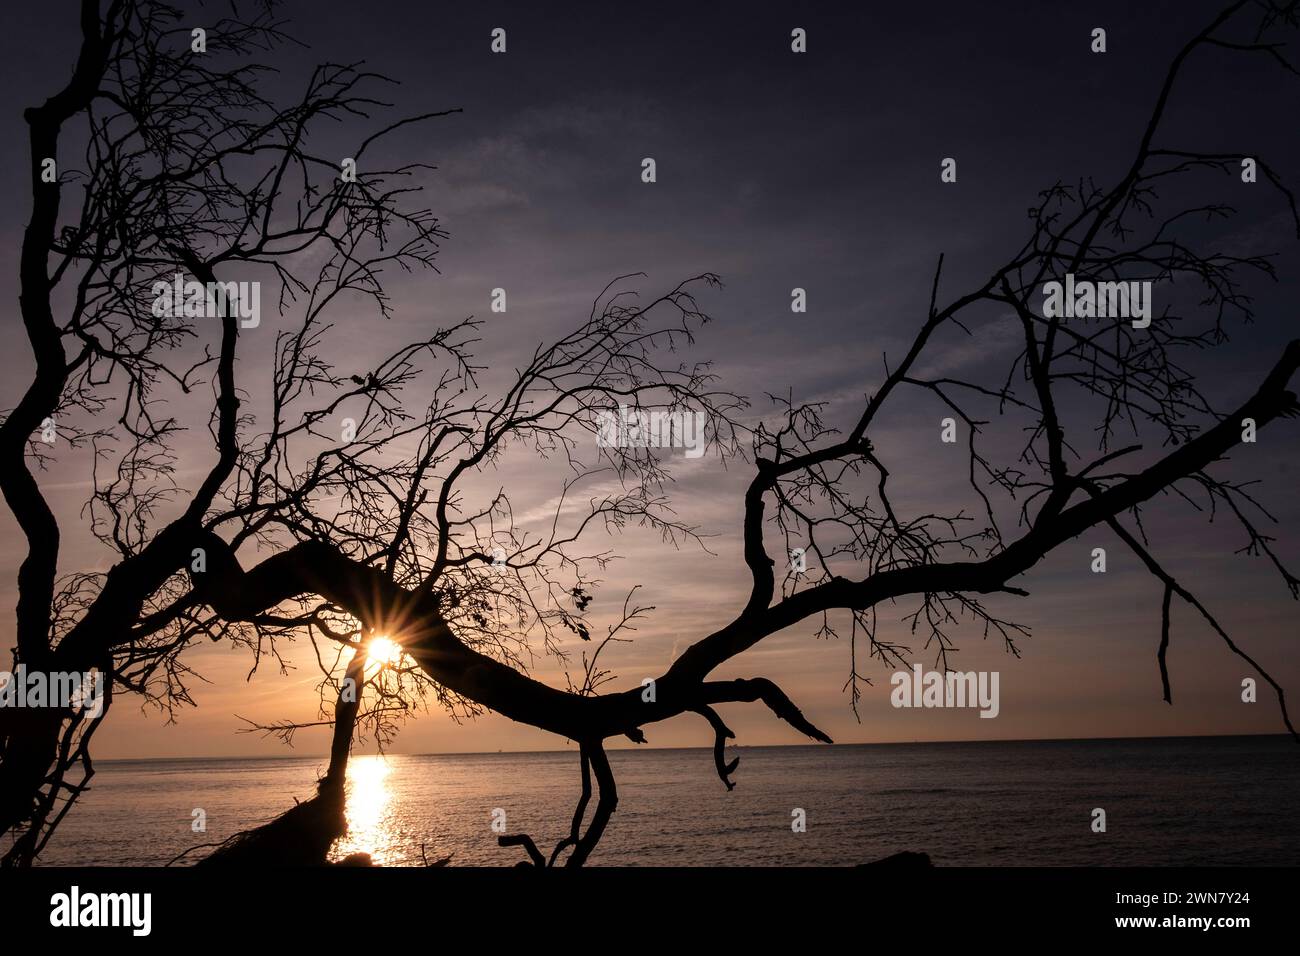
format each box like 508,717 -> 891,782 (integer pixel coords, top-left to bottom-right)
1,0 -> 1298,758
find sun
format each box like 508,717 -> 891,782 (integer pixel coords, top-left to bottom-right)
366,636 -> 404,667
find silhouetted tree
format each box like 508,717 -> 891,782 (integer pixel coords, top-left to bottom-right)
0,0 -> 458,864
2,0 -> 1298,867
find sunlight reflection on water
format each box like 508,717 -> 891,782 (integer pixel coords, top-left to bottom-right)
328,755 -> 396,864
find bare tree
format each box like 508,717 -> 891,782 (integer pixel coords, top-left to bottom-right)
3,0 -> 1298,868
0,0 -> 458,864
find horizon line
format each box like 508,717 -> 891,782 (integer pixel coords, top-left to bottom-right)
96,730 -> 1295,763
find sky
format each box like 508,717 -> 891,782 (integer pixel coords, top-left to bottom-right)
1,0 -> 1298,759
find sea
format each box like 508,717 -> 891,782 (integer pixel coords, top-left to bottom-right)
34,735 -> 1299,866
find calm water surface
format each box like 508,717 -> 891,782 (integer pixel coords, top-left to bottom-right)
37,735 -> 1299,866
